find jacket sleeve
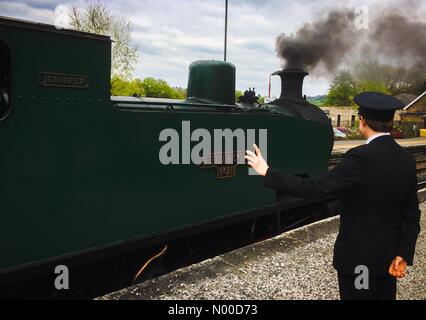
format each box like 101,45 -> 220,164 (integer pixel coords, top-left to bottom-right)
264,148 -> 363,199
397,163 -> 421,265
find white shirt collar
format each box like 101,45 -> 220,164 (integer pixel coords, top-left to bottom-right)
366,133 -> 391,144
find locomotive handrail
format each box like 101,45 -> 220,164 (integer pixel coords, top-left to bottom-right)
112,96 -> 240,109
113,99 -> 275,114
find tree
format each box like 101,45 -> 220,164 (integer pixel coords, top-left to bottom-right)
353,60 -> 393,86
355,80 -> 391,96
324,70 -> 356,106
111,77 -> 186,99
235,90 -> 243,102
111,77 -> 144,97
139,78 -> 185,99
324,61 -> 409,106
69,0 -> 138,79
173,87 -> 187,100
325,60 -> 426,105
353,60 -> 426,96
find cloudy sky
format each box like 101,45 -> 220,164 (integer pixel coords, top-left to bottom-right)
0,0 -> 422,97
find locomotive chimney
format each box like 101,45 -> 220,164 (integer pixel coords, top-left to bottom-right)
273,69 -> 308,100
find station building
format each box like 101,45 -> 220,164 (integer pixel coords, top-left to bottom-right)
400,91 -> 426,138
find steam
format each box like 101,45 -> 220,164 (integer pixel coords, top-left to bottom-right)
276,9 -> 358,72
369,12 -> 426,72
275,2 -> 426,78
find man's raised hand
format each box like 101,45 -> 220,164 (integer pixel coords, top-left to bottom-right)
245,144 -> 269,177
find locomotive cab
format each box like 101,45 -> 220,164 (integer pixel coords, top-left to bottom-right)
0,39 -> 11,120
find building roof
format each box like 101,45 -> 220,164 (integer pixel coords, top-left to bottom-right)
404,91 -> 426,110
0,16 -> 111,42
395,93 -> 417,106
401,112 -> 426,116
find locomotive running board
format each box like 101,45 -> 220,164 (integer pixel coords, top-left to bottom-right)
0,194 -> 338,289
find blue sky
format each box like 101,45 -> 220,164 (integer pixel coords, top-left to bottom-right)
1,0 -> 423,96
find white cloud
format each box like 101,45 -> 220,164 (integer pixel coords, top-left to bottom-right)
0,1 -> 55,23
1,0 -> 425,97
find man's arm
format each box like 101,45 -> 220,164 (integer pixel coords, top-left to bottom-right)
246,145 -> 363,200
397,167 -> 421,266
265,147 -> 362,199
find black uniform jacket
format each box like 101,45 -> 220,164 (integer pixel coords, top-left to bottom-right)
265,135 -> 421,276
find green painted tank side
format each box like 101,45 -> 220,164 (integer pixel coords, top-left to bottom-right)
0,21 -> 333,271
0,102 -> 332,269
187,60 -> 236,105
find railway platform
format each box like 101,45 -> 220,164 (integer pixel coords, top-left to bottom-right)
333,137 -> 426,154
100,195 -> 426,300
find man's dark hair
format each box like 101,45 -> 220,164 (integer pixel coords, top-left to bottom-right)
365,119 -> 394,133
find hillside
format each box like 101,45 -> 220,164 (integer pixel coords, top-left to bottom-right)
307,95 -> 326,106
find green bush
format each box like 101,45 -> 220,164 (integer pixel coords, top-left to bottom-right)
111,76 -> 186,99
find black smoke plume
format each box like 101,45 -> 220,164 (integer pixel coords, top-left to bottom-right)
276,9 -> 357,72
369,12 -> 426,72
276,2 -> 426,81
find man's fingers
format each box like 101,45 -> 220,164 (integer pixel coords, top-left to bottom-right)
244,156 -> 256,167
389,265 -> 394,276
389,259 -> 398,278
246,150 -> 257,158
253,144 -> 262,157
397,264 -> 407,272
245,155 -> 256,163
394,259 -> 400,270
397,264 -> 407,278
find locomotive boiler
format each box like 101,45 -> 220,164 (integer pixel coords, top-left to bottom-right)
0,16 -> 333,297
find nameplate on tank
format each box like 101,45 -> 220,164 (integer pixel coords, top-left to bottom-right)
200,151 -> 245,179
39,72 -> 89,88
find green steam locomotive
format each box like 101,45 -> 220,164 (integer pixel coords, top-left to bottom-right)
0,16 -> 333,297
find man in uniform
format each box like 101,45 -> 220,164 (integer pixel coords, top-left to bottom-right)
245,92 -> 421,300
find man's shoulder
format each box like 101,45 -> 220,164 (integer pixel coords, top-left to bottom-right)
346,144 -> 370,157
344,142 -> 387,161
346,139 -> 415,164
339,145 -> 369,166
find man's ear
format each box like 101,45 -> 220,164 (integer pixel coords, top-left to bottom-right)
359,116 -> 366,127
